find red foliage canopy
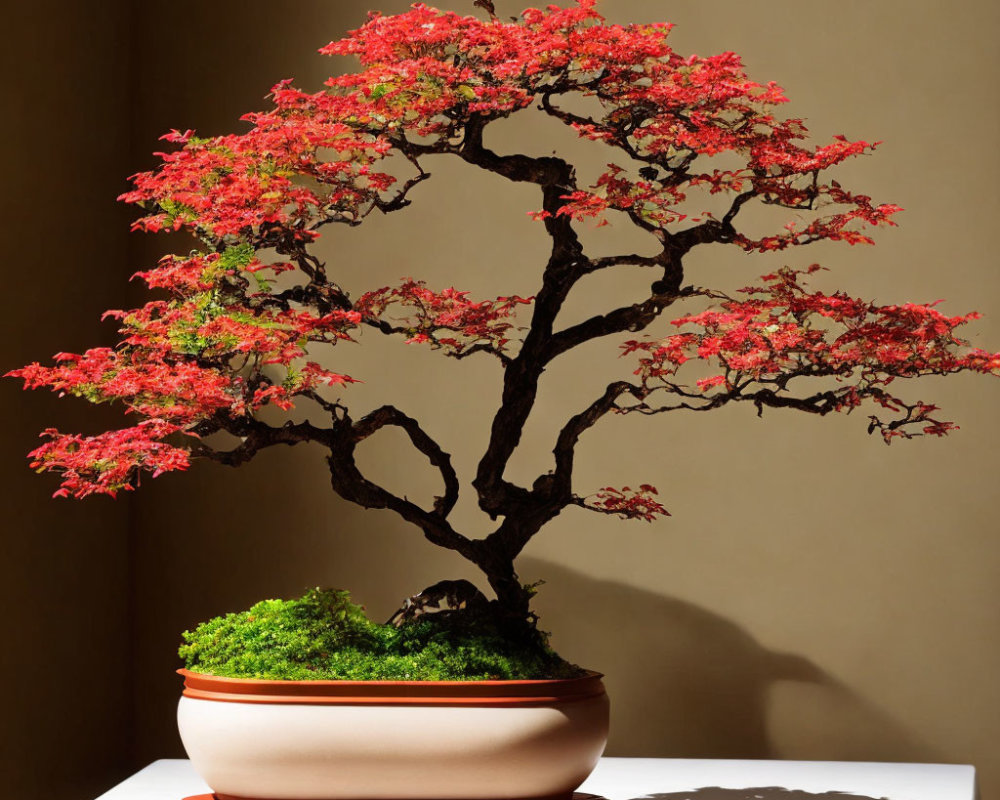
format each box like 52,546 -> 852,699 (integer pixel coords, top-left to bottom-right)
8,1 -> 997,606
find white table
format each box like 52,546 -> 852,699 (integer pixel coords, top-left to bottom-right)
94,757 -> 979,800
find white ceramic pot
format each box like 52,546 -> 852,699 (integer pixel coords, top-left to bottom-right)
177,669 -> 610,800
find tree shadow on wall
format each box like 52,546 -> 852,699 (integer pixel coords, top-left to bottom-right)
522,558 -> 937,763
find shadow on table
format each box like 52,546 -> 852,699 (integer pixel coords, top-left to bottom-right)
573,792 -> 885,800
524,558 -> 937,762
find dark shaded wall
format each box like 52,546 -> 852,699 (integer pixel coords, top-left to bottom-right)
0,4 -> 134,799
4,2 -> 999,799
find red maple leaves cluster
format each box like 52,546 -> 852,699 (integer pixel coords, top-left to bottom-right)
7,0 -> 997,531
584,485 -> 669,523
622,266 -> 1000,451
27,422 -> 190,500
357,281 -> 531,356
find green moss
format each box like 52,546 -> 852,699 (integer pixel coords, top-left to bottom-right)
179,588 -> 582,681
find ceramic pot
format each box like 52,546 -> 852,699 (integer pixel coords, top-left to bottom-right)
177,668 -> 609,800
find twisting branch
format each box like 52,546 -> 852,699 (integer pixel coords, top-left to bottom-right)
458,115 -> 587,524
538,92 -> 602,135
477,380 -> 648,572
460,115 -> 574,187
352,405 -> 461,517
370,170 -> 433,215
472,252 -> 585,515
749,387 -> 843,417
191,418 -> 333,466
197,402 -> 473,557
551,381 -> 647,495
369,148 -> 433,217
446,342 -> 514,365
721,189 -> 758,229
325,408 -> 479,560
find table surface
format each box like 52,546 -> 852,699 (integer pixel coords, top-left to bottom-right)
94,757 -> 978,800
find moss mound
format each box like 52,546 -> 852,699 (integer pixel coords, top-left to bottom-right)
179,588 -> 582,681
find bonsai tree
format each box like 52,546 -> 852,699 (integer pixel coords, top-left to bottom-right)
10,1 -> 999,638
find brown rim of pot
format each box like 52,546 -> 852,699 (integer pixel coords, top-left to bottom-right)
178,668 -> 606,707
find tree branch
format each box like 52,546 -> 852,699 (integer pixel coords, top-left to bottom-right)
325,409 -> 478,559
359,318 -> 513,366
460,115 -> 574,187
551,381 -> 647,494
191,418 -> 333,466
351,404 -> 460,517
369,169 -> 432,215
478,380 -> 648,567
545,280 -> 697,362
461,114 -> 589,519
583,253 -> 665,274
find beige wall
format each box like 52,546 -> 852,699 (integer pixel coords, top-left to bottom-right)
130,0 -> 1000,790
7,1 -> 999,797
0,3 -> 134,798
